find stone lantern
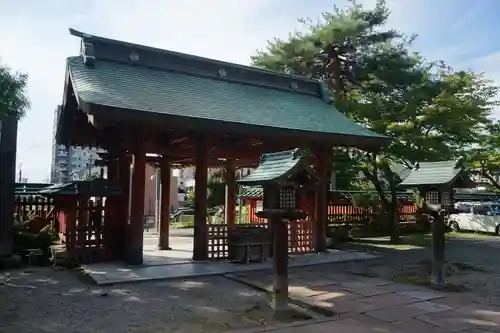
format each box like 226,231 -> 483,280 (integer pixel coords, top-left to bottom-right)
399,159 -> 475,286
238,149 -> 318,315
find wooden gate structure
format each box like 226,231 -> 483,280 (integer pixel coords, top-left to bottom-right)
38,181 -> 122,263
55,28 -> 390,264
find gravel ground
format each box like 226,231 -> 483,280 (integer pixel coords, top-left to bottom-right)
4,234 -> 500,332
0,267 -> 288,333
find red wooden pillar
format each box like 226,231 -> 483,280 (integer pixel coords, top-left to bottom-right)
103,157 -> 119,259
224,160 -> 237,227
126,146 -> 146,265
193,137 -> 208,261
225,160 -> 237,258
158,157 -> 171,250
314,145 -> 331,252
116,154 -> 131,260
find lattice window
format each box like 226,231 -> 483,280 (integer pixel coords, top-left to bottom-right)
256,200 -> 263,212
426,191 -> 439,205
279,187 -> 296,209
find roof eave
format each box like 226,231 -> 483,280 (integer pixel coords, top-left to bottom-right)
83,101 -> 390,149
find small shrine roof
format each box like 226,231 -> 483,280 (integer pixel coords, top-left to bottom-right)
238,149 -> 315,185
38,180 -> 122,197
399,160 -> 475,188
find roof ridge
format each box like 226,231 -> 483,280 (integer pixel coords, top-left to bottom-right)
69,28 -> 329,98
66,56 -> 323,99
260,149 -> 299,163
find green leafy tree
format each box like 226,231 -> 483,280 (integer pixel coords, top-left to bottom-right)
252,0 -> 496,243
253,0 -> 399,191
467,121 -> 500,190
0,62 -> 30,119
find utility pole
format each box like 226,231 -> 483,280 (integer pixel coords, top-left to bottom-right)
17,162 -> 22,183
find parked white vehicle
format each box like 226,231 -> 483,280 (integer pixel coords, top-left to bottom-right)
448,201 -> 500,234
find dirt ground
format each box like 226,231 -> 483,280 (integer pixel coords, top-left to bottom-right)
4,233 -> 500,332
0,267 -> 309,333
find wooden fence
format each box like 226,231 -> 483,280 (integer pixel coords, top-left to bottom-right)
207,219 -> 313,260
14,195 -> 56,223
246,198 -> 417,226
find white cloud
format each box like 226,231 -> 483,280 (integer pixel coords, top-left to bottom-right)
0,0 -> 497,181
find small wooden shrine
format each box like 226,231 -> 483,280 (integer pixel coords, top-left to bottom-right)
55,28 -> 390,264
238,149 -> 318,313
399,159 -> 475,286
39,180 -> 122,263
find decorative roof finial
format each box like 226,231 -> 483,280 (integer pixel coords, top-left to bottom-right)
80,40 -> 95,68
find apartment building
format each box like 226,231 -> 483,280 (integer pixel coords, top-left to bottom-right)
50,106 -> 103,183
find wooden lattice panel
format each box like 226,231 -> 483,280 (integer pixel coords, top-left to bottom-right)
65,199 -> 106,263
288,220 -> 313,254
207,224 -> 229,259
208,220 -> 315,259
426,191 -> 439,205
279,187 -> 296,209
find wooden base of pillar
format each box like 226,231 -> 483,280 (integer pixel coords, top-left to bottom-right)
431,212 -> 446,287
271,215 -> 289,314
157,245 -> 172,251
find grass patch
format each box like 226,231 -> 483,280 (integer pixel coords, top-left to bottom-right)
391,260 -> 473,292
447,231 -> 496,240
348,231 -> 497,251
171,215 -> 195,228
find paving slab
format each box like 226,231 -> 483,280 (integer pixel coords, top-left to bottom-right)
391,318 -> 448,333
225,316 -> 402,333
415,310 -> 498,332
365,305 -> 428,323
398,290 -> 446,301
406,301 -> 453,314
82,249 -> 376,285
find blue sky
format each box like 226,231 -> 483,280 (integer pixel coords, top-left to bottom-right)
1,0 -> 499,182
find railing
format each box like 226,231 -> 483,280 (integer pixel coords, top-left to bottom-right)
207,219 -> 314,260
14,195 -> 56,223
246,198 -> 417,226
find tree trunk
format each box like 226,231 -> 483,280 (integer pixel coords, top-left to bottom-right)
389,188 -> 400,244
481,169 -> 500,191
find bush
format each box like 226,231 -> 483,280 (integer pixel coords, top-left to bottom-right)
12,217 -> 58,264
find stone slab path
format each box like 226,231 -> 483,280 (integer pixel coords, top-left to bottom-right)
82,249 -> 376,285
226,269 -> 500,332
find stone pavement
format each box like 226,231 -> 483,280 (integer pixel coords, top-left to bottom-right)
82,249 -> 376,285
227,269 -> 500,332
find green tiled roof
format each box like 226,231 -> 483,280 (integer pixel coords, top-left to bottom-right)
389,162 -> 412,181
239,186 -> 264,198
39,181 -> 122,197
63,30 -> 391,149
238,149 -> 312,185
15,183 -> 50,196
399,160 -> 473,187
